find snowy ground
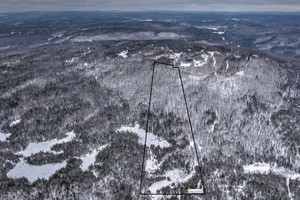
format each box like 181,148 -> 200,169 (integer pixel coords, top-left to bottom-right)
80,144 -> 109,171
72,31 -> 182,42
243,162 -> 300,180
0,131 -> 10,141
18,131 -> 76,157
7,131 -> 76,183
145,149 -> 159,172
117,123 -> 170,148
117,50 -> 128,58
148,168 -> 195,193
118,124 -> 199,194
244,162 -> 300,199
7,159 -> 67,183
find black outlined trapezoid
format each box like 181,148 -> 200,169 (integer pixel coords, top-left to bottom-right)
139,61 -> 205,196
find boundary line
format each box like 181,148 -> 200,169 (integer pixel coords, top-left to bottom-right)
138,61 -> 205,197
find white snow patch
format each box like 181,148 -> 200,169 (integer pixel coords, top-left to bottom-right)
226,18 -> 248,21
149,179 -> 171,193
7,159 -> 67,183
157,32 -> 182,39
208,51 -> 216,57
244,162 -> 300,180
189,141 -> 203,151
213,56 -> 216,66
10,119 -> 21,127
226,60 -> 229,70
117,124 -> 170,148
149,169 -> 195,193
65,57 -> 78,64
213,31 -> 225,35
80,144 -> 109,171
273,166 -> 300,180
193,59 -> 204,67
230,18 -> 242,21
145,150 -> 159,172
138,19 -> 153,22
117,50 -> 128,58
208,51 -> 217,66
0,131 -> 11,141
190,141 -> 194,148
244,163 -> 271,174
154,54 -> 164,59
202,53 -> 209,63
83,47 -> 92,56
246,56 -> 252,68
236,71 -> 244,76
180,62 -> 192,67
19,131 -> 76,157
195,26 -> 218,30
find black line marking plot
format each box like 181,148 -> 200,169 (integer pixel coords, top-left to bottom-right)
138,61 -> 205,197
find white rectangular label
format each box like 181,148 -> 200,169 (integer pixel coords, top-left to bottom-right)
187,189 -> 204,194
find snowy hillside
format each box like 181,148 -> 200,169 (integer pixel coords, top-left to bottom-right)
0,11 -> 300,199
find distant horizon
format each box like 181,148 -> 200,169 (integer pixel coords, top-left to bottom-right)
1,10 -> 300,14
1,0 -> 300,13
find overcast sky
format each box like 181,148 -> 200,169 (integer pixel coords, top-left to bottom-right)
1,0 -> 300,12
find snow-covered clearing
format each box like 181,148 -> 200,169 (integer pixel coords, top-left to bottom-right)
243,162 -> 300,180
19,131 -> 76,157
145,149 -> 159,172
7,131 -> 77,183
117,124 -> 170,148
0,131 -> 11,141
7,159 -> 67,183
148,168 -> 195,193
180,62 -> 192,67
189,141 -> 202,151
244,162 -> 300,199
80,144 -> 109,171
